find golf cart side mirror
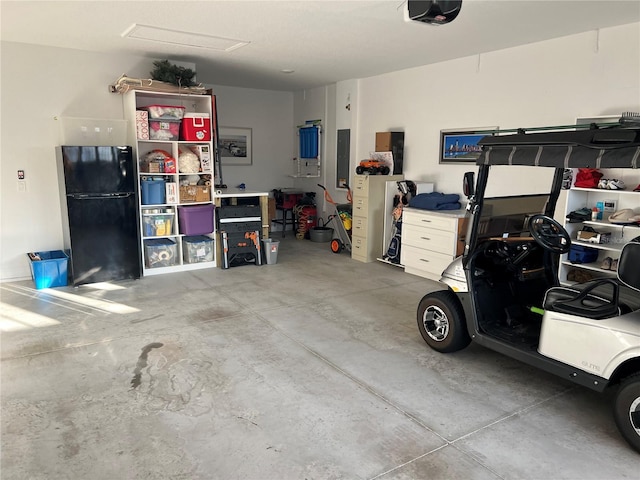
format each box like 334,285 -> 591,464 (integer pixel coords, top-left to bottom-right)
463,172 -> 475,198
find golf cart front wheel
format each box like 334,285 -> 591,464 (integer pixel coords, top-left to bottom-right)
613,374 -> 640,453
330,239 -> 344,254
417,290 -> 470,353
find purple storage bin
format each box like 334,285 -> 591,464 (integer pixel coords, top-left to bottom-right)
177,204 -> 214,235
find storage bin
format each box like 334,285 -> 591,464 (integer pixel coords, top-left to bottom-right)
180,113 -> 211,141
143,105 -> 186,120
568,245 -> 599,264
142,212 -> 173,237
141,178 -> 166,204
178,204 -> 214,235
27,250 -> 69,289
182,235 -> 214,263
144,238 -> 177,268
149,119 -> 181,140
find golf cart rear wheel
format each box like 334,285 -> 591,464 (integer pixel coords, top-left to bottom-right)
330,239 -> 344,254
417,290 -> 470,353
613,374 -> 640,453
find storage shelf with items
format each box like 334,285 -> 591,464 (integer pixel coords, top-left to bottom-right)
560,187 -> 640,285
124,90 -> 217,275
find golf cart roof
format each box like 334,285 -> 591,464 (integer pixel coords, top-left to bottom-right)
477,125 -> 640,169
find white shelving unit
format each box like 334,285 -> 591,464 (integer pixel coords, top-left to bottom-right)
124,90 -> 217,276
560,187 -> 640,285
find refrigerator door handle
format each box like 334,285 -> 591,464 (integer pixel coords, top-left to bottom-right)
70,192 -> 135,200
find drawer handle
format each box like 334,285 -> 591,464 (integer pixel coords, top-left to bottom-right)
420,236 -> 431,241
421,219 -> 431,223
420,258 -> 430,263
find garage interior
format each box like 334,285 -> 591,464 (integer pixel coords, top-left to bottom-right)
2,1 -> 640,477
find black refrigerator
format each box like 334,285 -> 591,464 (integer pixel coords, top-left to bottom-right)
57,146 -> 142,286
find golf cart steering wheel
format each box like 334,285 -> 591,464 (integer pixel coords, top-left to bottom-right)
528,214 -> 571,254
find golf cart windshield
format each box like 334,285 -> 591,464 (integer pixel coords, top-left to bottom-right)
479,194 -> 549,241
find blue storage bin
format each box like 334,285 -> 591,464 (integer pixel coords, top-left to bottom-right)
141,178 -> 166,205
568,245 -> 598,264
27,250 -> 69,289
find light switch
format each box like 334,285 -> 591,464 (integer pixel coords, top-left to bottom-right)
17,181 -> 27,192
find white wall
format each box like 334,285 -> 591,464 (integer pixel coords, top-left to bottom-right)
212,85 -> 294,190
355,24 -> 640,198
0,42 -> 294,281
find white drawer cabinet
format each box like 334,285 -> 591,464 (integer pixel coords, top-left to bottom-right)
351,174 -> 403,262
401,208 -> 467,281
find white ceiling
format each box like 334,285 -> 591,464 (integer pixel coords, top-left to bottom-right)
2,0 -> 639,91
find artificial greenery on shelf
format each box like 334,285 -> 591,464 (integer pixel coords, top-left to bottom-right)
150,60 -> 197,87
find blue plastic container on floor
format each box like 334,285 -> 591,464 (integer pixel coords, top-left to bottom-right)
141,178 -> 166,205
27,250 -> 69,289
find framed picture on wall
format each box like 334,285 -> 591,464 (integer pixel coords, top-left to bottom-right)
439,127 -> 498,164
219,127 -> 252,165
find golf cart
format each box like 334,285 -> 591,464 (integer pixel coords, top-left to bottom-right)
417,121 -> 640,453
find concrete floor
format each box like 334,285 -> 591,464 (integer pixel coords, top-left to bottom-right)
1,235 -> 638,479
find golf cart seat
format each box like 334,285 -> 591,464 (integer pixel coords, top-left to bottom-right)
543,242 -> 640,319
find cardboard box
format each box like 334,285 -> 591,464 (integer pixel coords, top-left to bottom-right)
135,110 -> 149,140
577,230 -> 611,244
192,145 -> 212,171
179,185 -> 210,203
375,131 -> 404,174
